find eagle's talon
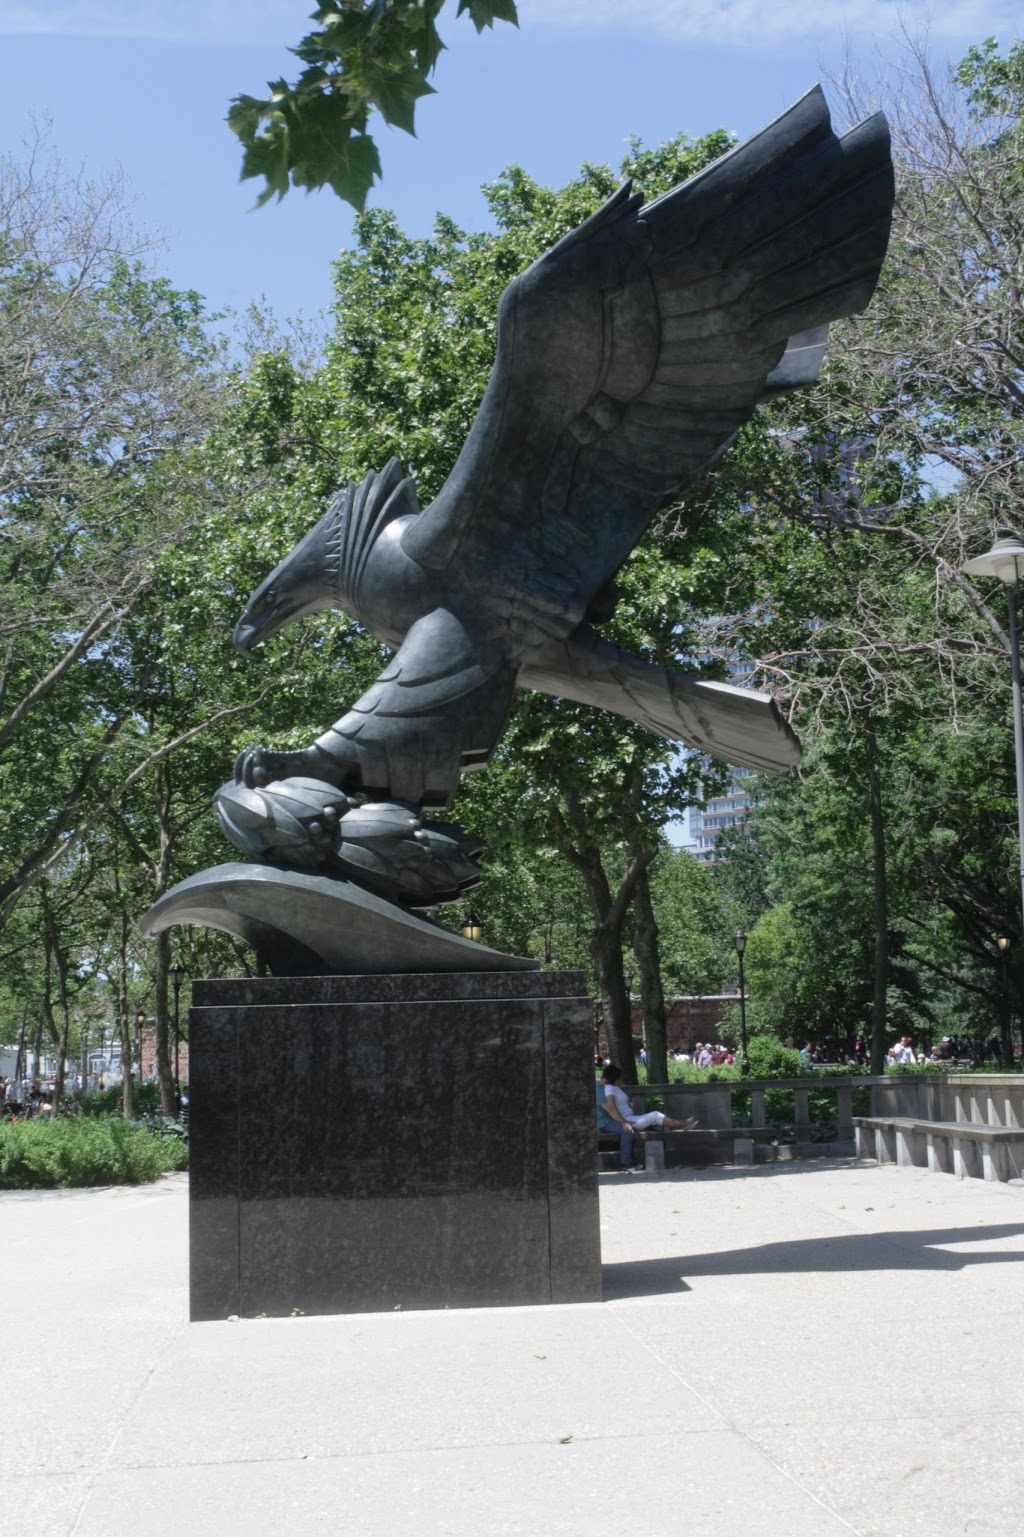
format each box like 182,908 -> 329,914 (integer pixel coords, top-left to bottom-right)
234,745 -> 307,788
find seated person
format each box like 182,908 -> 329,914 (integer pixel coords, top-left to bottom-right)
596,1063 -> 697,1169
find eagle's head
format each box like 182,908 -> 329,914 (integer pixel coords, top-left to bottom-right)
232,489 -> 351,659
233,460 -> 418,659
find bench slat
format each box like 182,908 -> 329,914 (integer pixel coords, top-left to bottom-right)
853,1116 -> 1024,1142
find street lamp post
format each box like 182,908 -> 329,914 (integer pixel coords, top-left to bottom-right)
733,929 -> 750,1076
963,537 -> 1024,994
135,1010 -> 145,1081
170,962 -> 186,1117
461,913 -> 482,942
996,931 -> 1015,1069
623,971 -> 637,1066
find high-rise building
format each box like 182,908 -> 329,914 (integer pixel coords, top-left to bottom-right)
689,765 -> 758,863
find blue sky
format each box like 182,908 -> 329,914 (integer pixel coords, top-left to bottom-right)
1,2 -> 1020,324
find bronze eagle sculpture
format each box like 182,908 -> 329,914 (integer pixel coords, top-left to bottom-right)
210,86 -> 893,911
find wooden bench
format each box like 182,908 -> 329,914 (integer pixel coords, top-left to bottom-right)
854,1115 -> 1024,1183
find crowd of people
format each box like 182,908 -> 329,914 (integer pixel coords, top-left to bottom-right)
1,1071 -> 108,1120
781,1034 -> 994,1067
2,1075 -> 58,1119
669,1042 -> 735,1067
886,1034 -> 978,1065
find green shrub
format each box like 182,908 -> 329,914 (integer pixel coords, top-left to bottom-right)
0,1115 -> 188,1189
746,1034 -> 809,1079
81,1081 -> 164,1116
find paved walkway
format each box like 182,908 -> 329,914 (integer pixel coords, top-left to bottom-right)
4,1158 -> 1024,1537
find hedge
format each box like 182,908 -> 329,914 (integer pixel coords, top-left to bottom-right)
0,1115 -> 188,1190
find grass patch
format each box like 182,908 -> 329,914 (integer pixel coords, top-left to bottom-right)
0,1115 -> 188,1190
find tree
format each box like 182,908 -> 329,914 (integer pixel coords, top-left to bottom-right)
0,134 -> 228,940
641,849 -> 738,1001
630,848 -> 739,1080
827,36 -> 1024,550
229,1 -> 519,210
669,36 -> 1024,1065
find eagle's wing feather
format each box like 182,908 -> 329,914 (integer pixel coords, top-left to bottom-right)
402,86 -> 892,639
312,607 -> 519,809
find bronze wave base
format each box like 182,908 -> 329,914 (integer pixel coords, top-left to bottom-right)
139,863 -> 537,976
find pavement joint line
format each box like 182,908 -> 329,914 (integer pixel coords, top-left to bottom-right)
606,1174 -> 877,1537
66,1311 -> 189,1537
606,1307 -> 866,1536
76,1424 -> 747,1476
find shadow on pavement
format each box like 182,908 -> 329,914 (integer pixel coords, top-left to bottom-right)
602,1219 -> 1024,1299
602,1259 -> 694,1300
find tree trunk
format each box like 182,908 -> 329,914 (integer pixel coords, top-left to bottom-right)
553,794 -> 656,1082
117,911 -> 135,1120
14,1013 -> 28,1090
31,1013 -> 44,1083
153,933 -> 177,1114
41,884 -> 72,1104
591,920 -> 634,1073
865,714 -> 889,1074
153,766 -> 178,1115
105,763 -> 177,1112
632,861 -> 668,1083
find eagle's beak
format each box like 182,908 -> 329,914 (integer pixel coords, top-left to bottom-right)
233,586 -> 293,659
232,617 -> 260,660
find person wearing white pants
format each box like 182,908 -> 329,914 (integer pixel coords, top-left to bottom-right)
597,1063 -> 697,1168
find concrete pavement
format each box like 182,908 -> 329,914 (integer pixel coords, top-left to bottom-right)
4,1158 -> 1024,1537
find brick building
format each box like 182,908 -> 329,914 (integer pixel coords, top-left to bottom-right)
138,1024 -> 189,1085
598,992 -> 738,1059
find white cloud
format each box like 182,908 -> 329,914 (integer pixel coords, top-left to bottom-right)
519,0 -> 1020,47
1,0 -> 1016,47
0,2 -> 296,42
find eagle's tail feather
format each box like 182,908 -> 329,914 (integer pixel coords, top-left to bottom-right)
519,628 -> 800,773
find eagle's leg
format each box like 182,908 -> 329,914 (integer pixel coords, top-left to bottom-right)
234,741 -> 359,792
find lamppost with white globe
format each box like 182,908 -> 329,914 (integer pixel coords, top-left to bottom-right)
962,534 -> 1024,1068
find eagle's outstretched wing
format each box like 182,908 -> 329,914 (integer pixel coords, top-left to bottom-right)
402,86 -> 893,642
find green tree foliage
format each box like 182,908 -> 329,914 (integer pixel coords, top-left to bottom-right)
736,698 -> 1018,1057
229,1 -> 519,210
636,848 -> 738,1002
0,136 -> 226,939
676,38 -> 1024,1064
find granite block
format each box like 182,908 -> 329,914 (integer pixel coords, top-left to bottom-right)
188,971 -> 600,1319
192,971 -> 586,1008
188,1007 -> 241,1320
541,997 -> 601,1303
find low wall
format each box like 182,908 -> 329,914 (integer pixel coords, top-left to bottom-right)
868,1073 -> 1024,1127
615,1072 -> 1024,1170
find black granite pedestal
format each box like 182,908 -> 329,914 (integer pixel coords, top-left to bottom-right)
188,971 -> 601,1320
